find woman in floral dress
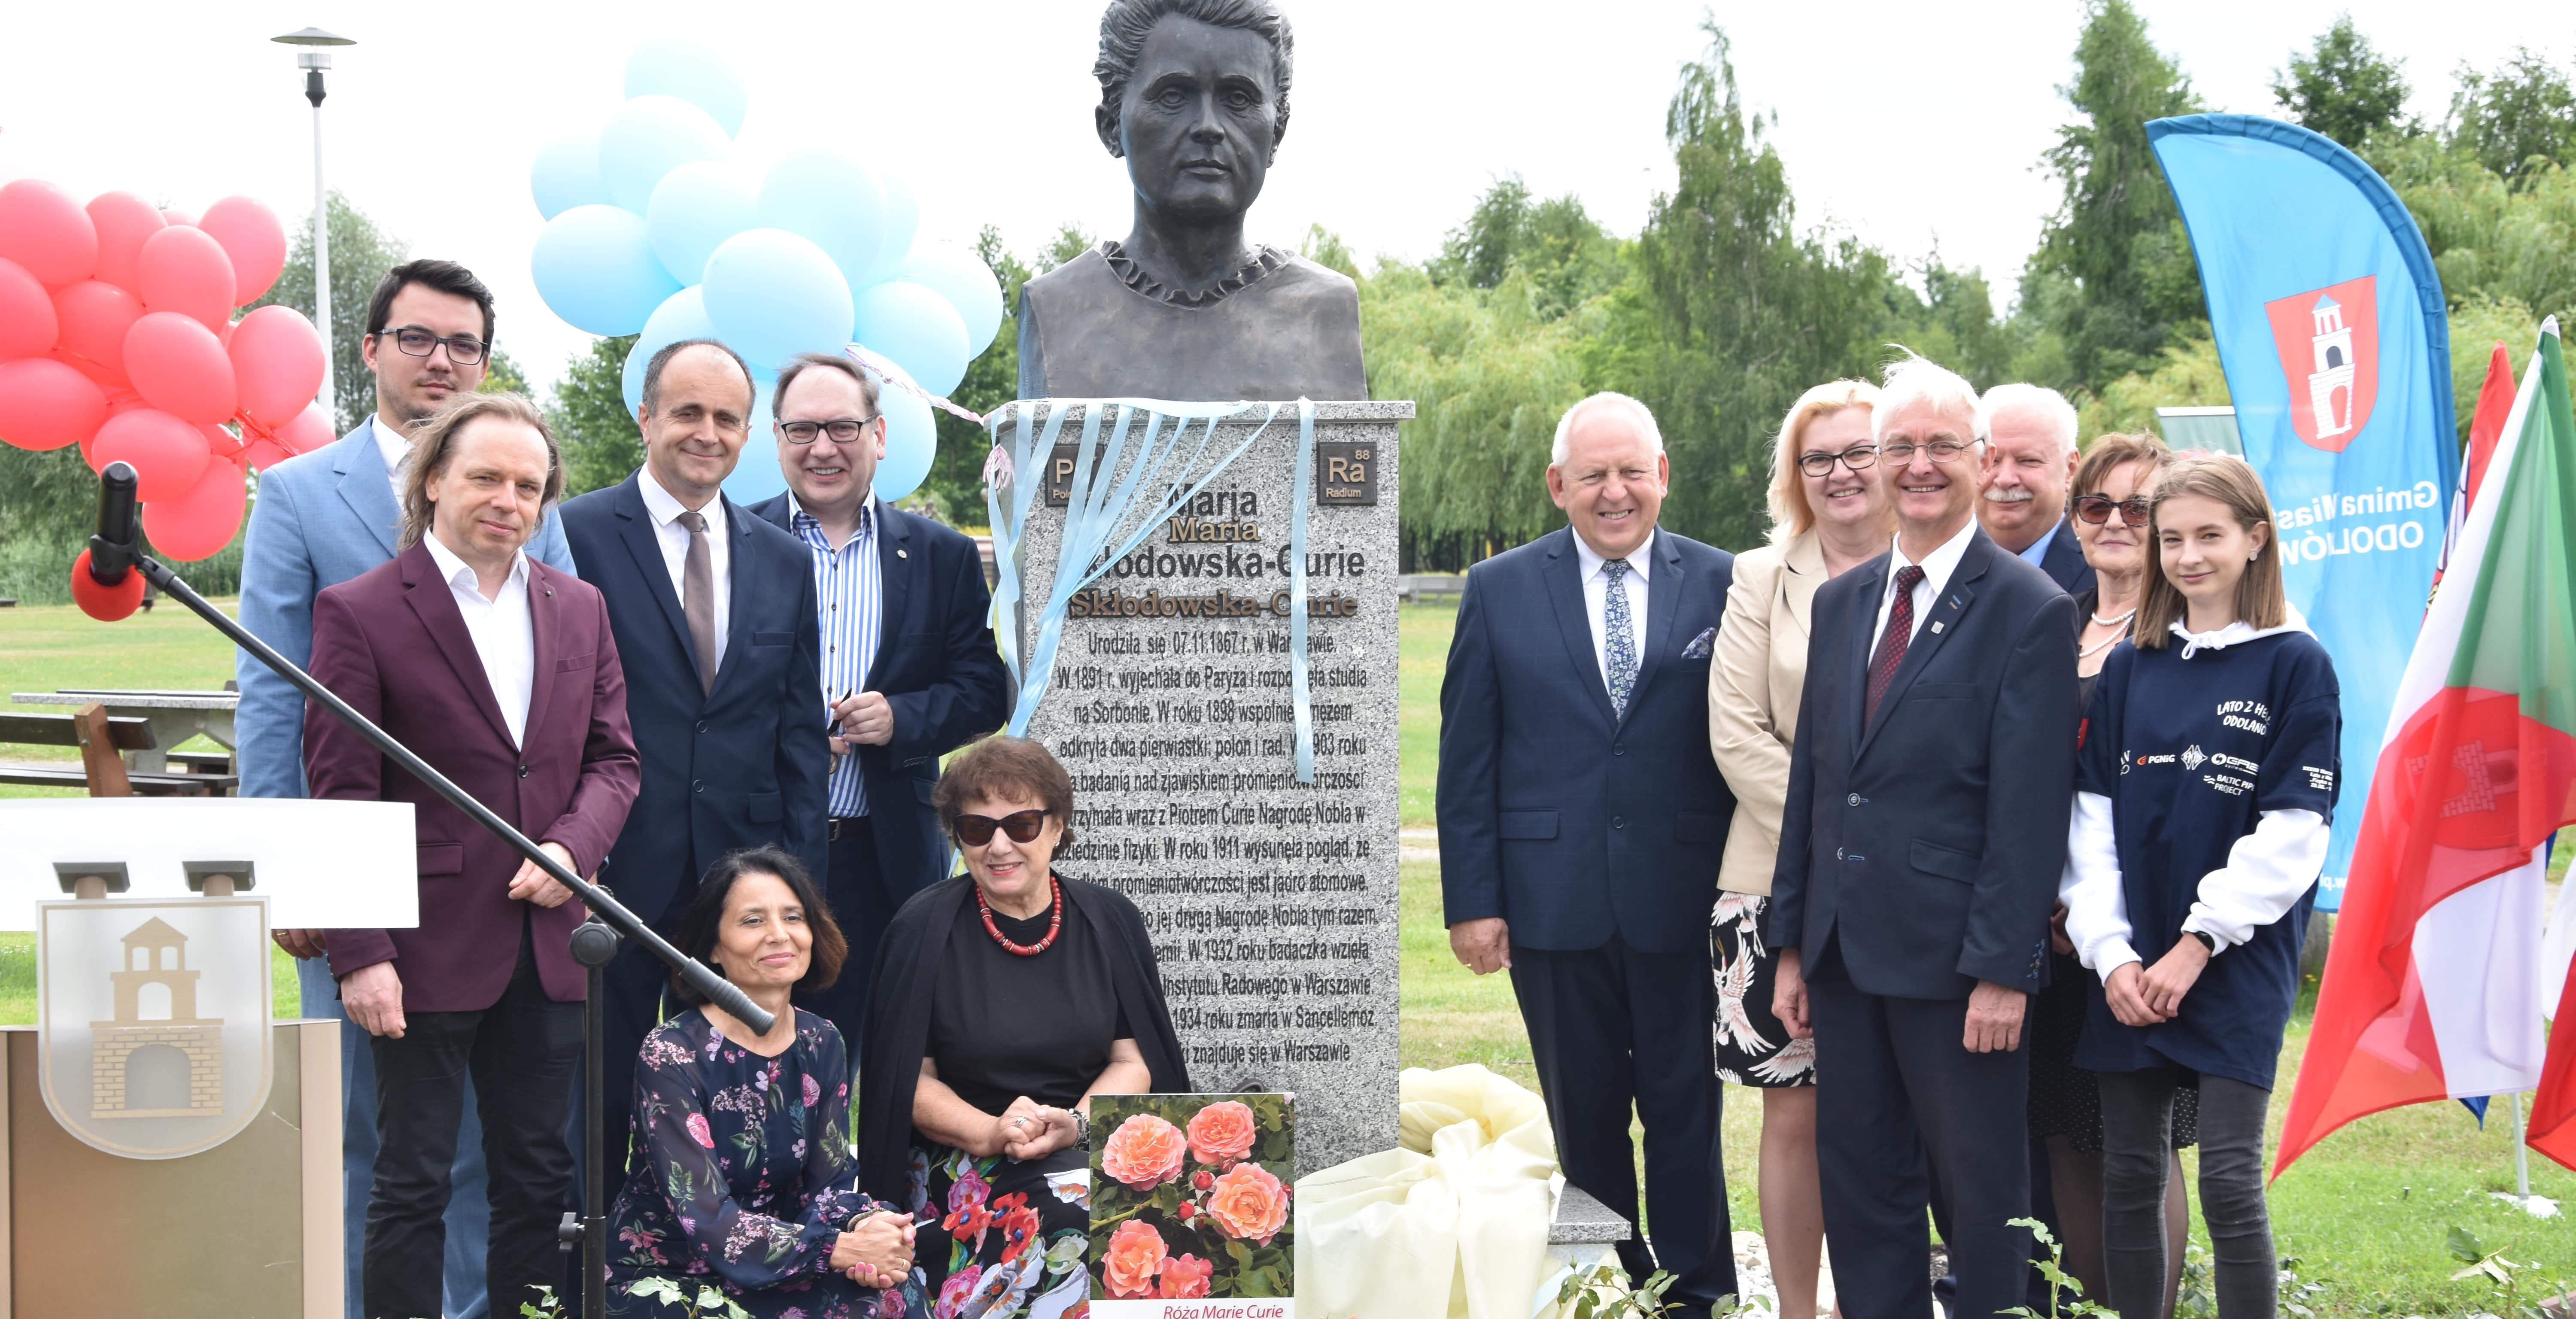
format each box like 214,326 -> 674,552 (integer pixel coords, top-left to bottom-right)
607,847 -> 922,1317
858,738 -> 1191,1319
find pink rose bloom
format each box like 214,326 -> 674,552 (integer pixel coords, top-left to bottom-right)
1185,1100 -> 1258,1166
934,1265 -> 981,1319
1158,1253 -> 1214,1299
802,1073 -> 820,1107
1100,1113 -> 1186,1191
684,1113 -> 715,1149
1204,1161 -> 1290,1245
947,1165 -> 990,1219
1101,1219 -> 1167,1298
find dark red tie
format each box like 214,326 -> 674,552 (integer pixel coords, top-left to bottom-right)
1866,565 -> 1926,723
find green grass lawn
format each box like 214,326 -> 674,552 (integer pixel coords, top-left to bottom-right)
0,599 -> 242,796
6,593 -> 2573,1307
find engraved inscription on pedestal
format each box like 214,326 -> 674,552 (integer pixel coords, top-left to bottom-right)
1005,400 -> 1410,1176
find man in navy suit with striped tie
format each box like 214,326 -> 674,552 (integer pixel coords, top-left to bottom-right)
1437,393 -> 1739,1317
744,352 -> 1011,1046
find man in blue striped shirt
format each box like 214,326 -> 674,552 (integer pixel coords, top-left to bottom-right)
747,353 -> 1012,1043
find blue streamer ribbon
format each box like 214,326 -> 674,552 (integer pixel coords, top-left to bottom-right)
1289,398 -> 1316,783
985,399 -> 1320,783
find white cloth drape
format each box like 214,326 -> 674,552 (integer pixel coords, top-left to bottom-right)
1294,1065 -> 1563,1319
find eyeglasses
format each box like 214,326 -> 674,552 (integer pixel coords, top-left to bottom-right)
2073,494 -> 2153,527
1880,438 -> 1979,465
778,416 -> 880,444
381,326 -> 489,365
954,809 -> 1048,846
1797,445 -> 1879,476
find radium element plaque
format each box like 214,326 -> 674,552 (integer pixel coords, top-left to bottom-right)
999,400 -> 1408,1176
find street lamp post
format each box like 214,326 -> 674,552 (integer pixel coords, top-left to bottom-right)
272,27 -> 355,422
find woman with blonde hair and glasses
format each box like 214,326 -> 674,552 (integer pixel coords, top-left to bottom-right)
1707,378 -> 1891,1317
2062,455 -> 2339,1319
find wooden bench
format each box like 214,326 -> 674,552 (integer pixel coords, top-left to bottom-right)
0,705 -> 236,796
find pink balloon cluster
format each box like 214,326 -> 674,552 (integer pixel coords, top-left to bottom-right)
0,179 -> 332,562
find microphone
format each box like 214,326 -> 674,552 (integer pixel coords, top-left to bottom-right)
71,461 -> 148,622
88,461 -> 141,587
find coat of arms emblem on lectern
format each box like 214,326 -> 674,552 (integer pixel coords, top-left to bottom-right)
38,896 -> 273,1159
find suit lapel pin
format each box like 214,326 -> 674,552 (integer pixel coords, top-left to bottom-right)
896,548 -> 908,559
1930,621 -> 1944,634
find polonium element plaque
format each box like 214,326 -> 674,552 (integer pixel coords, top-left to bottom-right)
37,897 -> 274,1159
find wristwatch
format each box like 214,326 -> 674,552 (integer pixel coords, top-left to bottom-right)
1072,1107 -> 1092,1147
2187,930 -> 2217,953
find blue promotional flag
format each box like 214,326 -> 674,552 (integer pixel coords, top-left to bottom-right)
2147,114 -> 2460,911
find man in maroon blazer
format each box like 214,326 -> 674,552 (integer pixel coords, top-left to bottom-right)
303,392 -> 639,1319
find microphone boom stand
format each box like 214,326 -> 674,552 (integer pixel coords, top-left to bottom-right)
85,466 -> 765,1319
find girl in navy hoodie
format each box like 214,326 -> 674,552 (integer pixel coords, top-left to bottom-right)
2061,455 -> 2339,1319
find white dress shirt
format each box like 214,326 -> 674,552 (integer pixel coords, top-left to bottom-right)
1573,528 -> 1653,693
372,414 -> 413,506
420,531 -> 535,748
1868,517 -> 1979,655
637,466 -> 731,674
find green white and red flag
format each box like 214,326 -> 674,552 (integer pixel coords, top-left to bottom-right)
2278,319 -> 2576,1176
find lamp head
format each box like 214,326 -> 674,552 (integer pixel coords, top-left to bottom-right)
274,27 -> 352,71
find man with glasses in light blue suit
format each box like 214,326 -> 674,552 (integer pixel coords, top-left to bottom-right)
239,259 -> 574,1319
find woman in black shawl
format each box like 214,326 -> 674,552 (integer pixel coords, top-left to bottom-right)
859,735 -> 1189,1317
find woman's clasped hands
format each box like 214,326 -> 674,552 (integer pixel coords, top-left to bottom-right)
995,1095 -> 1081,1161
833,1210 -> 916,1289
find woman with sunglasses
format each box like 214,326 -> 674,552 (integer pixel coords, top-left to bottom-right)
2027,432 -> 2196,1310
857,735 -> 1190,1316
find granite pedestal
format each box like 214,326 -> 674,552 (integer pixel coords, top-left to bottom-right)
1002,400 -> 1409,1176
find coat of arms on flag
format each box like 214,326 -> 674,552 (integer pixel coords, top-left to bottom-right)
2265,275 -> 2381,453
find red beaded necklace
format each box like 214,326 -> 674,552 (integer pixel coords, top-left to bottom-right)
978,875 -> 1063,956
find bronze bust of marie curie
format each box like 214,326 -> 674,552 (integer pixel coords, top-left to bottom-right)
1016,0 -> 1368,403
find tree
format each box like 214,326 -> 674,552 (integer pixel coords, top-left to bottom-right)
2020,0 -> 2205,394
924,225 -> 1036,526
1364,262 -> 1592,568
1429,177 -> 1626,322
2271,15 -> 2414,149
252,191 -> 409,435
2444,49 -> 2576,187
551,335 -> 641,497
481,348 -> 532,397
1618,22 -> 1907,549
2079,333 -> 2229,438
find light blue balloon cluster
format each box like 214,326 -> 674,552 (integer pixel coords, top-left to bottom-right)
527,37 -> 1007,503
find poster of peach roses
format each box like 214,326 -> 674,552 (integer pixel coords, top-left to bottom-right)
1089,1093 -> 1294,1314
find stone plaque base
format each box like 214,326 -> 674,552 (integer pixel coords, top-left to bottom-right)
1001,400 -> 1410,1176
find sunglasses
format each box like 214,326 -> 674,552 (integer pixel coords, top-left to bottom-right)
955,809 -> 1049,847
2073,494 -> 2153,527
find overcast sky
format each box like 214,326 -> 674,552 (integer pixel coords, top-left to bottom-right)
0,1 -> 2548,392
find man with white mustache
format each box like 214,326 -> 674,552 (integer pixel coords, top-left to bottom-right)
1974,383 -> 2094,595
743,353 -> 1009,1050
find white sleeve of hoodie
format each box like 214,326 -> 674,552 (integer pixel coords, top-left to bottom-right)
2182,808 -> 2328,951
2059,791 -> 2138,979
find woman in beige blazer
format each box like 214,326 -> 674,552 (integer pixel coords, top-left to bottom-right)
1707,379 -> 1893,1319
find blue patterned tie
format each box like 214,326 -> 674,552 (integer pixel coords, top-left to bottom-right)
1602,558 -> 1637,717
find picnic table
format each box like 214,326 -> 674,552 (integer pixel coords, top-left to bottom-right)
9,689 -> 237,776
